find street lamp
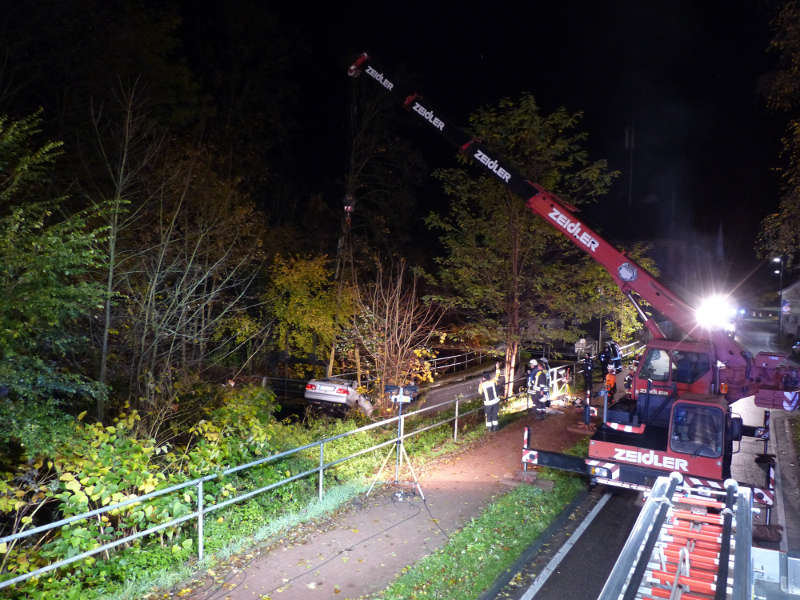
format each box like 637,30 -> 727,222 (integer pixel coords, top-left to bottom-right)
773,257 -> 784,340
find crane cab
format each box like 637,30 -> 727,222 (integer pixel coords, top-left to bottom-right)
632,341 -> 716,400
589,395 -> 738,487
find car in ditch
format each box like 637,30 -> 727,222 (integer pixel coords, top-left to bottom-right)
304,377 -> 375,415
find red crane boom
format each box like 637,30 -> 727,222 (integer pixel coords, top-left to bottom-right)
347,52 -> 798,411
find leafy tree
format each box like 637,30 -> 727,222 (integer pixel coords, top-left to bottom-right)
758,1 -> 800,266
0,112 -> 106,452
263,255 -> 354,375
427,94 -> 619,392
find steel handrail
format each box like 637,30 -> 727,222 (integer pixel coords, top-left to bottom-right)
0,386 -> 488,590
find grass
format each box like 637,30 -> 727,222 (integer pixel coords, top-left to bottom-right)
372,469 -> 585,600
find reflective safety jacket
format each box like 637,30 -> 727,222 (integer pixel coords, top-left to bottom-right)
479,378 -> 500,405
531,369 -> 547,392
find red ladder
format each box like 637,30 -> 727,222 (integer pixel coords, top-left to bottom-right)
598,473 -> 752,600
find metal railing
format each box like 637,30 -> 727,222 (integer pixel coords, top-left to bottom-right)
331,348 -> 491,382
508,363 -> 575,402
572,341 -> 646,377
429,349 -> 489,374
0,389 -> 490,591
1,342 -> 646,590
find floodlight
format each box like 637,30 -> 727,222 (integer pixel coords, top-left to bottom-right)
696,295 -> 735,330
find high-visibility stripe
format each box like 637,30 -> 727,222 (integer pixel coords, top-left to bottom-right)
604,421 -> 646,433
685,477 -> 723,489
586,460 -> 620,480
753,487 -> 775,506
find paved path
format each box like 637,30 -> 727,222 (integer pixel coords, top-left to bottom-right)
182,409 -> 586,600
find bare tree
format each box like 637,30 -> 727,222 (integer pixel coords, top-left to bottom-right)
85,80 -> 162,420
118,147 -> 267,412
351,260 -> 443,410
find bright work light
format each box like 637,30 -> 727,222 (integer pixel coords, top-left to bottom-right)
696,295 -> 736,329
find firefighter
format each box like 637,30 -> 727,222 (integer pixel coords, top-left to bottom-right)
530,361 -> 548,419
623,367 -> 633,399
526,359 -> 537,410
605,365 -> 617,396
479,372 -> 500,431
581,353 -> 594,392
598,346 -> 610,375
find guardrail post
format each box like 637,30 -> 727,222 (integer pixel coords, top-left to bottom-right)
396,407 -> 405,482
319,442 -> 325,501
197,480 -> 204,562
454,394 -> 461,442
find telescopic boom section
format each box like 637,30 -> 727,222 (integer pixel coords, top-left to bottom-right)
348,52 -> 695,338
348,52 -> 800,409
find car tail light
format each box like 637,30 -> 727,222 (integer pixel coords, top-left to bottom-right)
335,388 -> 349,395
305,383 -> 317,391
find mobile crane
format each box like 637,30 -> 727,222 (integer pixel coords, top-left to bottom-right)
347,52 -> 800,507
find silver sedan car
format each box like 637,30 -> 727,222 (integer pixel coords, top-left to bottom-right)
304,378 -> 365,408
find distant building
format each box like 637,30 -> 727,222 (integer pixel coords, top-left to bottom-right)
780,279 -> 800,339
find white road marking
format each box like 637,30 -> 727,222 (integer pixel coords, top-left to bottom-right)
520,492 -> 612,600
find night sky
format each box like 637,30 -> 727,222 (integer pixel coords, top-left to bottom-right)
274,0 -> 783,297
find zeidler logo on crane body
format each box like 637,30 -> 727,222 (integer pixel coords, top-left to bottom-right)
613,448 -> 689,472
411,102 -> 445,131
365,66 -> 394,91
474,150 -> 511,183
548,207 -> 600,253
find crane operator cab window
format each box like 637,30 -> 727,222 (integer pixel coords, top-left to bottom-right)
670,351 -> 710,384
638,349 -> 711,385
670,404 -> 723,458
639,349 -> 671,382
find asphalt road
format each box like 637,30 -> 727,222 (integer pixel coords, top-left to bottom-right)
488,488 -> 642,600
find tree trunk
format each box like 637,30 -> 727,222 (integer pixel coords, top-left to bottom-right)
504,190 -> 521,398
